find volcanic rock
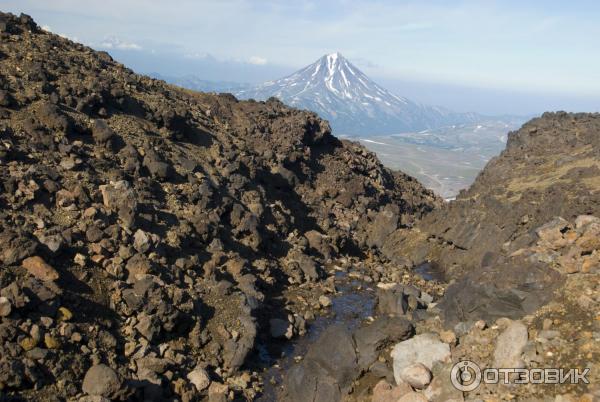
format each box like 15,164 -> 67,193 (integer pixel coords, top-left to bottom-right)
82,364 -> 122,398
0,11 -> 440,401
21,256 -> 59,281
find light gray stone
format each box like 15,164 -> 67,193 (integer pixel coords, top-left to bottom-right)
133,229 -> 151,253
187,366 -> 210,391
400,363 -> 432,389
391,333 -> 450,386
0,296 -> 11,317
493,320 -> 528,368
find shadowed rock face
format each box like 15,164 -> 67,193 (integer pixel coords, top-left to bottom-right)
386,112 -> 600,276
384,112 -> 600,324
284,318 -> 413,402
0,11 -> 439,400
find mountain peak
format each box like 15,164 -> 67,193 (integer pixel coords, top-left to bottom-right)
237,53 -> 479,135
325,51 -> 343,60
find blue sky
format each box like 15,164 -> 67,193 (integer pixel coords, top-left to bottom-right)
3,0 -> 600,114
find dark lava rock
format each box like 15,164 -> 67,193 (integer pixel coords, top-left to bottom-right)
0,230 -> 38,265
92,119 -> 116,143
353,316 -> 413,371
437,256 -> 563,326
376,285 -> 409,316
285,325 -> 357,402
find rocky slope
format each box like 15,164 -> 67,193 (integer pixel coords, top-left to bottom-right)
0,12 -> 440,401
392,215 -> 600,401
1,10 -> 599,402
271,215 -> 600,402
383,112 -> 600,324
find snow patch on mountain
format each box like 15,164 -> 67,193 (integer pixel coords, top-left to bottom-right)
236,53 -> 481,135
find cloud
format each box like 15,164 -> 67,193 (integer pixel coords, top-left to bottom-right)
248,56 -> 268,65
98,36 -> 142,50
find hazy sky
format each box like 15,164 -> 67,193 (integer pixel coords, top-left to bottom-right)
3,0 -> 600,114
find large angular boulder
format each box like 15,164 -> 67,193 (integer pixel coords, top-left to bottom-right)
391,333 -> 450,386
285,325 -> 358,402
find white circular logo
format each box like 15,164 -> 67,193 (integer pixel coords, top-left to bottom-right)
450,360 -> 482,392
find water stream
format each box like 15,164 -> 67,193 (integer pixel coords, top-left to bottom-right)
256,272 -> 377,400
255,262 -> 444,400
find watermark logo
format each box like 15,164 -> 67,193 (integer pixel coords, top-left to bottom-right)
450,360 -> 482,391
450,360 -> 590,391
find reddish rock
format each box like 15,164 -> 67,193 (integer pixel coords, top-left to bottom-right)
22,256 -> 59,281
371,379 -> 412,402
400,363 -> 432,389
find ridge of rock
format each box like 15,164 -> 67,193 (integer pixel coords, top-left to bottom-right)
0,11 -> 439,400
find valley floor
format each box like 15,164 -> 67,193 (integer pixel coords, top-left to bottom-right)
353,121 -> 522,199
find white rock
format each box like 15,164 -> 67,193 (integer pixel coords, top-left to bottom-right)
376,282 -> 397,290
318,295 -> 332,307
391,333 -> 450,386
400,363 -> 432,389
0,296 -> 11,317
493,320 -> 528,368
575,215 -> 600,229
392,333 -> 451,370
187,366 -> 210,391
133,229 -> 151,253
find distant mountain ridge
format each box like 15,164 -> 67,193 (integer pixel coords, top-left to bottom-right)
149,72 -> 251,94
235,52 -> 483,135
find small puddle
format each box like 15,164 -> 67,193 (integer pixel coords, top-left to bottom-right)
256,271 -> 376,400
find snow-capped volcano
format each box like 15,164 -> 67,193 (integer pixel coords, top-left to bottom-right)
237,52 -> 480,135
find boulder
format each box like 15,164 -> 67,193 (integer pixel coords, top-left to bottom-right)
391,333 -> 450,386
22,256 -> 59,281
397,392 -> 429,402
493,320 -> 528,368
367,205 -> 399,249
92,119 -> 116,144
371,379 -> 412,402
187,366 -> 210,391
0,296 -> 12,317
376,285 -> 408,316
82,364 -> 122,398
99,180 -> 137,228
287,250 -> 320,282
318,295 -> 332,308
269,318 -> 293,339
222,314 -> 256,371
399,363 -> 431,389
353,317 -> 413,371
424,363 -> 464,401
304,230 -> 334,259
285,325 -> 358,402
0,231 -> 37,265
133,229 -> 152,253
208,382 -> 228,402
437,256 -> 563,326
575,215 -> 600,229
